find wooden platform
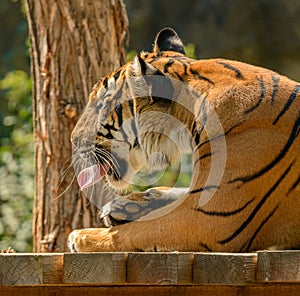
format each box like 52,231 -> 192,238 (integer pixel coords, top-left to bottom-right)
1,251 -> 300,295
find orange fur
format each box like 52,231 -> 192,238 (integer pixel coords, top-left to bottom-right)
69,28 -> 300,252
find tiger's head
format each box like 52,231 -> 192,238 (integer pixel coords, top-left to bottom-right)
72,28 -> 195,192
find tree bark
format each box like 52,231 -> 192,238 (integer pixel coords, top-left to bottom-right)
25,0 -> 128,252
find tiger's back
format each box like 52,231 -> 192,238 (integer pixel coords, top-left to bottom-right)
193,62 -> 300,250
149,53 -> 300,251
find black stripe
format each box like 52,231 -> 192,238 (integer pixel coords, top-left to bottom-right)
191,120 -> 197,134
189,185 -> 219,195
115,103 -> 123,127
96,102 -> 104,113
138,55 -> 147,74
199,242 -> 212,252
198,152 -> 213,160
101,123 -> 118,132
113,69 -> 122,81
197,198 -> 254,217
244,78 -> 266,114
193,131 -> 201,147
113,80 -> 125,100
219,163 -> 293,245
194,122 -> 244,153
163,59 -> 175,73
115,104 -> 131,146
183,63 -> 188,76
189,68 -> 214,84
102,77 -> 108,88
230,112 -> 300,184
97,131 -> 113,140
288,175 -> 300,195
244,205 -> 279,252
273,84 -> 300,125
218,61 -> 244,80
113,84 -> 123,100
128,99 -> 135,116
127,100 -> 139,143
193,138 -> 213,153
191,119 -> 201,146
271,75 -> 280,103
193,152 -> 214,168
174,71 -> 184,81
195,97 -> 207,135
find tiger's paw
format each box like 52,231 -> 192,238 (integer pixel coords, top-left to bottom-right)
100,187 -> 187,227
68,228 -> 120,252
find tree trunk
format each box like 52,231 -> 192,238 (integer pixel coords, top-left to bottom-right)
25,0 -> 128,252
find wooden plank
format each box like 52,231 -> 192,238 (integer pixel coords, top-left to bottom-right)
127,252 -> 193,284
1,284 -> 300,296
63,253 -> 127,283
193,253 -> 257,284
0,253 -> 63,285
257,251 -> 300,282
2,251 -> 300,287
177,253 -> 194,283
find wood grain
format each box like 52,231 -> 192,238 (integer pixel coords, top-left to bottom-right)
193,253 -> 257,284
127,252 -> 193,284
63,252 -> 127,283
257,251 -> 300,282
0,253 -> 63,285
1,251 -> 300,288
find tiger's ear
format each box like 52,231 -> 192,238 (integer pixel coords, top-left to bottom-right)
153,27 -> 185,54
125,55 -> 158,98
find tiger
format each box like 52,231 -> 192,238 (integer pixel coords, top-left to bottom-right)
68,27 -> 300,252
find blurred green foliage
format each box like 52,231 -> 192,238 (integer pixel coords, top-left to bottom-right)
184,43 -> 197,60
126,49 -> 138,62
0,70 -> 33,252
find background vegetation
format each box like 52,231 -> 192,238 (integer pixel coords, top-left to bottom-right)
1,0 -> 300,251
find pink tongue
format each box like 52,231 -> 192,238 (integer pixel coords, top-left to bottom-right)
77,164 -> 109,190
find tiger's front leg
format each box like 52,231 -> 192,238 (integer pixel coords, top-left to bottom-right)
68,188 -> 193,252
100,187 -> 188,227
